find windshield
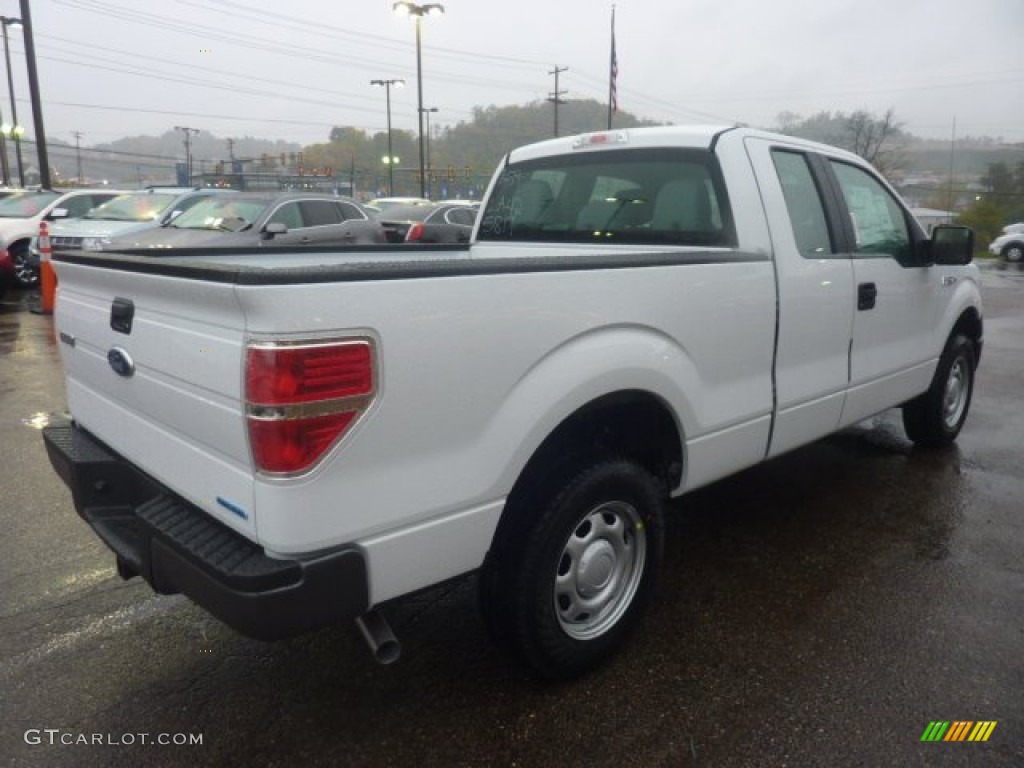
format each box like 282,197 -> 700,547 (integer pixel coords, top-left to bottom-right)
0,191 -> 60,218
170,198 -> 268,232
477,147 -> 735,247
83,193 -> 179,222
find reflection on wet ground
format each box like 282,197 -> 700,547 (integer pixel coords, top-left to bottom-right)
0,290 -> 59,360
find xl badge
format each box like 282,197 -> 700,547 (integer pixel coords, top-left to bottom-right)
107,347 -> 135,378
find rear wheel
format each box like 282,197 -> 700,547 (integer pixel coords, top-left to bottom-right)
1002,243 -> 1024,263
902,333 -> 975,448
481,458 -> 664,679
10,242 -> 39,289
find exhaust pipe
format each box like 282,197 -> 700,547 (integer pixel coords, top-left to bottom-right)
355,610 -> 400,665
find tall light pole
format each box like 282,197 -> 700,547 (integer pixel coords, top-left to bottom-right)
393,2 -> 444,200
19,0 -> 50,188
420,106 -> 438,198
370,78 -> 404,196
0,84 -> 9,186
1,16 -> 24,186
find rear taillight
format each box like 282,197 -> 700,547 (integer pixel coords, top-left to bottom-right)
405,222 -> 425,242
245,338 -> 375,474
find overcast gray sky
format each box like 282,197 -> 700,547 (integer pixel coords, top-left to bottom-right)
8,0 -> 1024,148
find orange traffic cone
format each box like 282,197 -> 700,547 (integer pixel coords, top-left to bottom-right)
39,221 -> 56,315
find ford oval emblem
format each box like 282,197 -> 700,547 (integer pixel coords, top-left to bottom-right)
107,347 -> 135,378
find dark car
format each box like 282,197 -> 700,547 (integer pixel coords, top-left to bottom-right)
378,202 -> 478,244
103,192 -> 386,250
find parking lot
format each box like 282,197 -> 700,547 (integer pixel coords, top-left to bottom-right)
1,263 -> 1022,768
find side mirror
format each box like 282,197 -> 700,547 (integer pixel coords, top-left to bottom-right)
261,221 -> 288,240
931,225 -> 974,266
48,207 -> 69,220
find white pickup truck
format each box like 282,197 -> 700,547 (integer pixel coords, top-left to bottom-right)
44,126 -> 982,679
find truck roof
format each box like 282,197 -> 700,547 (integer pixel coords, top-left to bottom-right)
506,124 -> 864,167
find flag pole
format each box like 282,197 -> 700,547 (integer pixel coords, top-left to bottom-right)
607,5 -> 616,130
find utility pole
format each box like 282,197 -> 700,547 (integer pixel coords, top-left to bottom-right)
226,138 -> 235,161
174,125 -> 199,185
20,0 -> 50,187
547,66 -> 568,138
72,131 -> 83,184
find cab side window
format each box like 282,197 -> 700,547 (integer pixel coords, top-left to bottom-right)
771,150 -> 834,258
829,161 -> 912,262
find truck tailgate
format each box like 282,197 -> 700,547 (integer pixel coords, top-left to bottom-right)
54,260 -> 256,537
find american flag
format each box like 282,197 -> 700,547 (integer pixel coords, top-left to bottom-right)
609,8 -> 618,115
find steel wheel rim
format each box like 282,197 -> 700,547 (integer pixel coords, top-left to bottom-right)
13,253 -> 38,287
942,356 -> 969,429
553,500 -> 647,640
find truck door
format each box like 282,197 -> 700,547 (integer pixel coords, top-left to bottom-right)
744,138 -> 855,457
823,160 -> 941,427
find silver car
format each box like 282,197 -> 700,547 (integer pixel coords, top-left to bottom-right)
104,192 -> 386,250
48,188 -> 238,253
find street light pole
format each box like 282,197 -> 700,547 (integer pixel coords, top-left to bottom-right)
1,17 -> 24,186
371,78 -> 404,196
420,106 -> 438,198
0,90 -> 9,186
393,2 -> 444,200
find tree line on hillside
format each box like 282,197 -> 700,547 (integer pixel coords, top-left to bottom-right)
54,102 -> 1022,241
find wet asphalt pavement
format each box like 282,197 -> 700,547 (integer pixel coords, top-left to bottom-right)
0,264 -> 1021,768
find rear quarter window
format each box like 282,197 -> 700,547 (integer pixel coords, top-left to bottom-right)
477,148 -> 735,247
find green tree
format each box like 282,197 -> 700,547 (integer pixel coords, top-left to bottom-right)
957,198 -> 1006,250
981,161 -> 1024,223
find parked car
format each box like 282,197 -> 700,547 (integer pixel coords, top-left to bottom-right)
989,223 -> 1024,262
28,188 -> 239,278
378,202 -> 478,243
104,192 -> 386,250
49,188 -> 238,252
0,188 -> 125,288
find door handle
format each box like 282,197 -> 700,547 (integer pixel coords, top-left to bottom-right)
942,275 -> 958,287
857,282 -> 877,311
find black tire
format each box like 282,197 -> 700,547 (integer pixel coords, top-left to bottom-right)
10,242 -> 39,289
902,333 -> 975,448
483,458 -> 664,679
1002,242 -> 1024,263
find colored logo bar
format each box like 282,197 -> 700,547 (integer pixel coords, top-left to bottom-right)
921,721 -> 997,742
